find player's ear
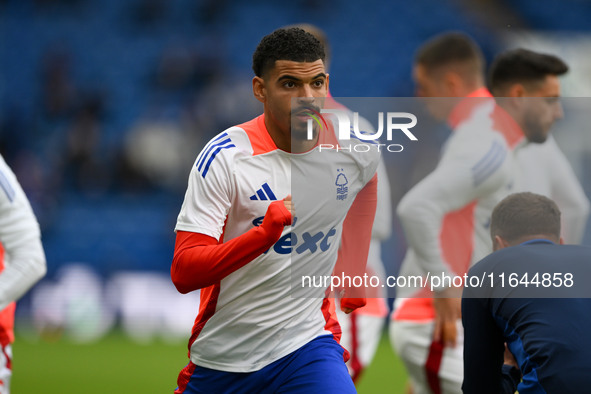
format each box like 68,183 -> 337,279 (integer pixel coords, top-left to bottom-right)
559,236 -> 564,245
504,83 -> 526,111
444,71 -> 462,96
493,235 -> 510,251
253,76 -> 266,103
507,83 -> 526,98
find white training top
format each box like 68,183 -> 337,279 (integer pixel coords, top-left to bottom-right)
393,98 -> 525,320
175,114 -> 380,372
514,135 -> 590,244
0,154 -> 46,311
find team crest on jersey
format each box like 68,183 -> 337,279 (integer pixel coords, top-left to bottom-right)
335,169 -> 348,201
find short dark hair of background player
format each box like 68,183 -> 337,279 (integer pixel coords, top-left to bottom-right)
414,31 -> 484,77
490,192 -> 561,247
488,48 -> 568,95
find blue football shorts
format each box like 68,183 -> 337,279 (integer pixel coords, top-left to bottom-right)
174,335 -> 356,393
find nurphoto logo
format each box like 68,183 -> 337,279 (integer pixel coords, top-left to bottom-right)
306,108 -> 418,152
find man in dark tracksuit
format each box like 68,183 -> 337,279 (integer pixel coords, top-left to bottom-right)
462,192 -> 591,394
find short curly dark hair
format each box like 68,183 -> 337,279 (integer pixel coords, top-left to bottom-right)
489,48 -> 568,95
252,27 -> 325,77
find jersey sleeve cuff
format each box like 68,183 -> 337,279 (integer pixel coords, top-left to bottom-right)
174,223 -> 221,240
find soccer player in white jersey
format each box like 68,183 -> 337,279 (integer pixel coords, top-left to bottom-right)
170,27 -> 380,393
0,154 -> 47,394
391,34 -> 581,394
488,48 -> 590,244
389,32 -> 525,394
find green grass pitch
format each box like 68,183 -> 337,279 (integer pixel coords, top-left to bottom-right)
11,331 -> 407,393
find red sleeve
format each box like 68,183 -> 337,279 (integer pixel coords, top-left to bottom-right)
171,200 -> 292,294
335,173 -> 378,311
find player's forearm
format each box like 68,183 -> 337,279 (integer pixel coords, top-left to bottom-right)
172,227 -> 280,293
0,240 -> 46,310
172,201 -> 291,293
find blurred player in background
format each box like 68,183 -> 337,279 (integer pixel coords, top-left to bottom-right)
391,33 -> 583,393
0,154 -> 47,394
389,32 -> 523,394
463,192 -> 591,393
489,48 -> 590,243
336,156 -> 391,382
170,27 -> 379,393
292,23 -> 393,383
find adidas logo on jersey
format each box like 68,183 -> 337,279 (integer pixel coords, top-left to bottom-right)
250,183 -> 277,201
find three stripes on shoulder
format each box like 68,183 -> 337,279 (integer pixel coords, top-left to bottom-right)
196,133 -> 236,178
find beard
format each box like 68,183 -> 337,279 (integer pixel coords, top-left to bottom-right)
523,112 -> 550,144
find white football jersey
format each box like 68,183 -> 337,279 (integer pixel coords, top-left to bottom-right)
514,135 -> 590,244
393,98 -> 524,321
0,154 -> 46,345
175,114 -> 379,372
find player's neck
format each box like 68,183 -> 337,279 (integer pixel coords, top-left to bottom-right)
496,102 -> 523,130
264,118 -> 317,153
